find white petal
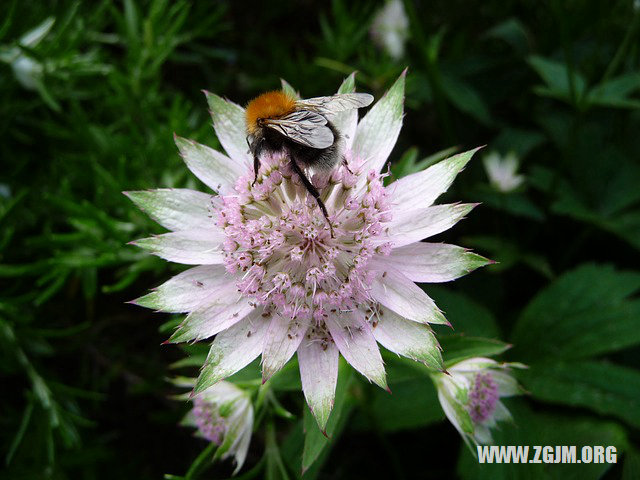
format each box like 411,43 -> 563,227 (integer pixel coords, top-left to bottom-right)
298,330 -> 339,432
204,92 -> 252,166
386,203 -> 477,248
135,265 -> 228,313
386,242 -> 490,283
326,313 -> 387,389
352,71 -> 405,174
230,408 -> 253,474
175,135 -> 243,193
491,370 -> 521,397
331,73 -> 358,150
492,401 -> 512,423
389,148 -> 481,209
125,188 -> 218,232
372,307 -> 443,370
169,287 -> 254,343
280,78 -> 300,99
133,228 -> 224,265
369,265 -> 448,325
194,311 -> 268,394
261,313 -> 311,382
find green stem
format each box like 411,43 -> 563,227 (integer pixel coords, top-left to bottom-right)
602,8 -> 640,83
184,442 -> 217,480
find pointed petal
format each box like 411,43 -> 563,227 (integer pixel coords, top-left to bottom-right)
125,188 -> 218,232
389,148 -> 481,209
175,135 -> 243,193
133,228 -> 224,265
386,242 -> 490,283
332,73 -> 358,150
373,307 -> 443,370
194,311 -> 268,394
169,288 -> 254,343
280,79 -> 300,99
369,265 -> 448,325
298,331 -> 339,432
386,203 -> 477,248
326,313 -> 387,389
491,370 -> 521,397
135,265 -> 228,313
352,70 -> 405,173
204,92 -> 251,166
261,313 -> 311,382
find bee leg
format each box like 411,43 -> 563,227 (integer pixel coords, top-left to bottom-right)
290,158 -> 335,238
342,155 -> 353,174
252,154 -> 260,186
251,137 -> 265,186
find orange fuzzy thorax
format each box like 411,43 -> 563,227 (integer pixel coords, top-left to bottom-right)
245,91 -> 296,135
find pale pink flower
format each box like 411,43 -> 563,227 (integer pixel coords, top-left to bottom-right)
179,380 -> 253,473
434,357 -> 525,445
127,72 -> 487,431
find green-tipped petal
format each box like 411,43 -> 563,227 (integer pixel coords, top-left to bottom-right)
298,330 -> 339,432
280,78 -> 300,99
387,242 -> 491,283
175,135 -> 243,193
125,188 -> 217,231
333,72 -> 358,150
133,228 -> 225,265
390,147 -> 482,209
326,313 -> 388,389
387,203 -> 478,248
373,307 -> 443,370
204,92 -> 251,165
135,265 -> 228,313
369,266 -> 448,325
194,312 -> 268,395
353,70 -> 405,173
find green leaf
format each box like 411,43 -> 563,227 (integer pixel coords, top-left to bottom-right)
519,360 -> 640,429
587,72 -> 640,109
440,71 -> 492,125
266,421 -> 290,480
512,264 -> 640,361
301,361 -> 354,474
439,335 -> 511,366
351,370 -> 444,432
429,286 -> 501,338
528,55 -> 588,103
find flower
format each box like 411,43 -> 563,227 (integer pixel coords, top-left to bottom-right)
370,0 -> 410,60
483,151 -> 525,192
128,71 -> 488,432
0,17 -> 54,90
181,381 -> 253,474
433,357 -> 525,445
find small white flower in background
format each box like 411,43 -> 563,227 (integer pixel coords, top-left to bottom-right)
433,357 -> 525,445
0,17 -> 54,90
370,0 -> 410,60
483,151 -> 525,193
128,71 -> 488,434
180,381 -> 253,474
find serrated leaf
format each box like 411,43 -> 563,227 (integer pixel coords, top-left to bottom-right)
519,360 -> 640,429
512,263 -> 640,360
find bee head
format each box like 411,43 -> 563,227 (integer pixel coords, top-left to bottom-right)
245,90 -> 297,135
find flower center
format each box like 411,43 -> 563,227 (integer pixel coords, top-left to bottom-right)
193,396 -> 226,444
217,151 -> 392,324
468,372 -> 499,424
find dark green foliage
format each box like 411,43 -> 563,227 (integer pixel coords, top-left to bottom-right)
1,0 -> 639,478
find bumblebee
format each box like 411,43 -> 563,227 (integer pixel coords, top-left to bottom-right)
245,90 -> 373,230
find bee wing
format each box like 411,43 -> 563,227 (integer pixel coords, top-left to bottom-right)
264,110 -> 334,149
295,93 -> 374,114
